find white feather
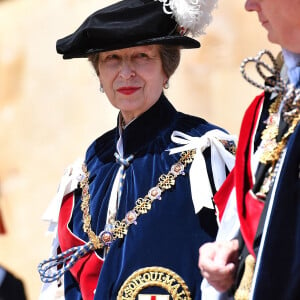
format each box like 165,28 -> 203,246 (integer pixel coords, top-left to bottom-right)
155,0 -> 218,36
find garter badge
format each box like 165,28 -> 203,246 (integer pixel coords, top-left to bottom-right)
117,267 -> 191,300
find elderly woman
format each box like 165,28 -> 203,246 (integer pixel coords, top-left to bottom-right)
38,0 -> 236,299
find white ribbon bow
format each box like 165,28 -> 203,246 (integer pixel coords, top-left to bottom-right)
168,129 -> 237,214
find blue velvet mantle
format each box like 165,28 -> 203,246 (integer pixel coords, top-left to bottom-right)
61,94 -> 224,299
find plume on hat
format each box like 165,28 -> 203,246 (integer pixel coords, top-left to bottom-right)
155,0 -> 218,36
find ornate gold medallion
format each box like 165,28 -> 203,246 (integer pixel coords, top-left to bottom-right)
117,267 -> 191,300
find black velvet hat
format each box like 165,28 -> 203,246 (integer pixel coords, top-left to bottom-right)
56,0 -> 202,59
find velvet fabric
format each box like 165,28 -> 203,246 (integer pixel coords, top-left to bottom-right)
234,92 -> 265,257
58,94 -> 224,299
218,90 -> 300,299
56,0 -> 200,59
0,268 -> 27,300
252,123 -> 300,300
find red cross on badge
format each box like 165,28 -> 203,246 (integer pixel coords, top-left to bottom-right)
138,295 -> 169,300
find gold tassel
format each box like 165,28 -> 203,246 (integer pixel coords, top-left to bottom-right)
234,254 -> 256,300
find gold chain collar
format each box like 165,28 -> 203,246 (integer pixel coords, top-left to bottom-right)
260,93 -> 300,166
257,95 -> 300,198
259,95 -> 282,165
80,150 -> 196,250
240,50 -> 300,167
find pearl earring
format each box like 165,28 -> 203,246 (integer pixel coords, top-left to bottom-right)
100,84 -> 104,93
163,80 -> 169,89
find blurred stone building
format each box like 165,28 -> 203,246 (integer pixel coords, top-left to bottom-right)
0,0 -> 279,299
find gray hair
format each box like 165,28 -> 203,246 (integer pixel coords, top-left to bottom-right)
88,45 -> 181,79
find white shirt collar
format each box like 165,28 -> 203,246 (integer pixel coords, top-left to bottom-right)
282,49 -> 300,86
282,48 -> 300,69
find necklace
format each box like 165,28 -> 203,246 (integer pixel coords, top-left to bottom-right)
80,149 -> 196,250
38,149 -> 196,283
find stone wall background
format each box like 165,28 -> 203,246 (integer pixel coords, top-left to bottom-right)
0,1 -> 279,299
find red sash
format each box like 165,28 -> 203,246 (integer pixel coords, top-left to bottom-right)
215,92 -> 266,257
214,169 -> 235,221
58,193 -> 104,300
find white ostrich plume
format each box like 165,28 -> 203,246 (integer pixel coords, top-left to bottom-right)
155,0 -> 218,36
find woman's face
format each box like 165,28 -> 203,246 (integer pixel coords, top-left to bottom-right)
98,45 -> 168,123
244,0 -> 300,52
